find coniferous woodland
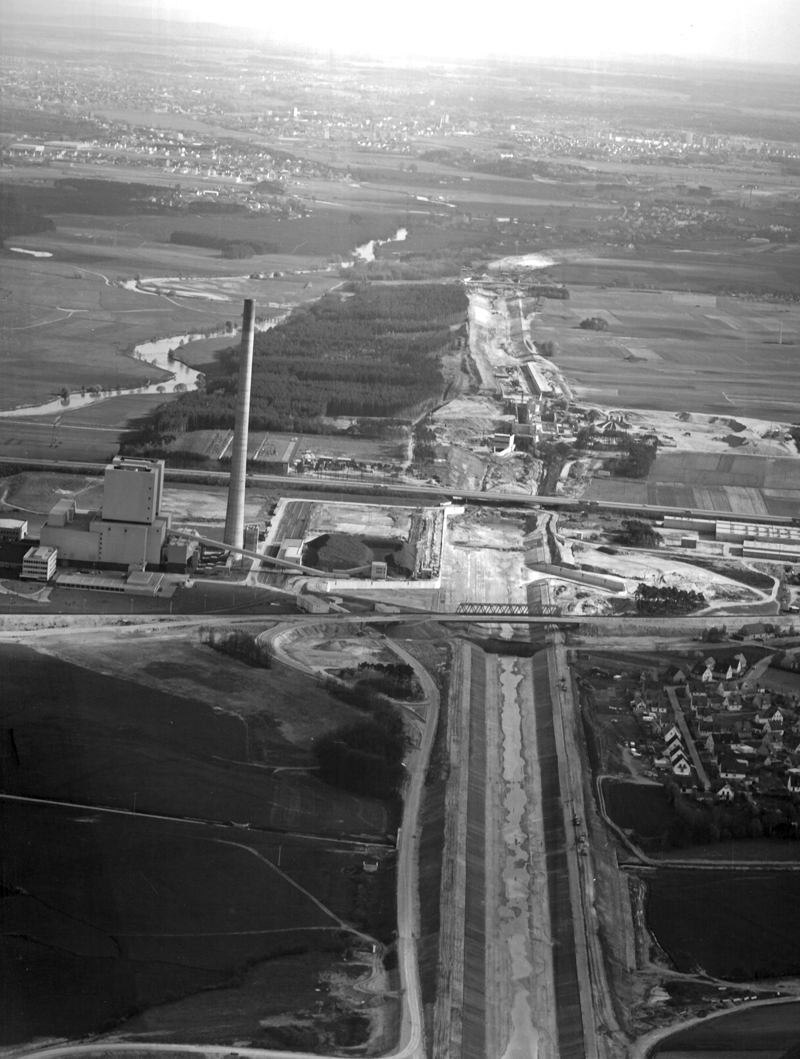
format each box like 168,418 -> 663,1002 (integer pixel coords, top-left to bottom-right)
121,283 -> 468,455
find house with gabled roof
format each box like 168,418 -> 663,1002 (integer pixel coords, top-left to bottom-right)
664,664 -> 687,685
718,756 -> 748,781
715,782 -> 735,802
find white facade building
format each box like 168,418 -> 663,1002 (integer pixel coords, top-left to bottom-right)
21,545 -> 58,581
0,518 -> 28,541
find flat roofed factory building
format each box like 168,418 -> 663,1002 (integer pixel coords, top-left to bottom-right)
21,546 -> 58,581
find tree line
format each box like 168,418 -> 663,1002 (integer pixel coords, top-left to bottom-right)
169,230 -> 278,258
658,780 -> 800,849
315,698 -> 408,801
634,584 -> 706,615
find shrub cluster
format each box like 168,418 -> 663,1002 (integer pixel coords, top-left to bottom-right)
315,701 -> 407,800
634,583 -> 706,615
202,628 -> 271,668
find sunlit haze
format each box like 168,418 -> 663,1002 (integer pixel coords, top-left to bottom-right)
130,0 -> 800,65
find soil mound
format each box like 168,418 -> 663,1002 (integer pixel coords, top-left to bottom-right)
306,533 -> 373,571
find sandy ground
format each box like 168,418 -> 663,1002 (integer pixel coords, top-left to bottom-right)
595,407 -> 797,458
440,510 -> 538,610
273,623 -> 400,673
160,486 -> 268,524
307,502 -> 414,540
566,540 -> 763,604
492,656 -> 559,1059
431,396 -> 502,421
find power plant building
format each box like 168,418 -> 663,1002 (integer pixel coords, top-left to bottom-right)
40,458 -> 171,569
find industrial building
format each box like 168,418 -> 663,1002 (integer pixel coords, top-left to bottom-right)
39,457 -> 172,570
0,518 -> 28,542
21,545 -> 58,581
665,515 -> 800,562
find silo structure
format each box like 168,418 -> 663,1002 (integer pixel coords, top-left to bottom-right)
223,299 -> 256,549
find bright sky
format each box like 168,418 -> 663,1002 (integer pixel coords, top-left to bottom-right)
157,0 -> 800,66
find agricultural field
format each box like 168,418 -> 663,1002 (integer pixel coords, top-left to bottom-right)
537,284 -> 800,420
0,395 -> 168,463
644,869 -> 800,980
583,450 -> 800,517
169,428 -> 408,467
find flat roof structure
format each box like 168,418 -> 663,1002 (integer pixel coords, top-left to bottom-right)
717,520 -> 800,544
742,540 -> 800,561
54,571 -> 176,596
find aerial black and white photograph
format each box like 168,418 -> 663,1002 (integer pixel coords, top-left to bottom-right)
2,1 -> 800,1057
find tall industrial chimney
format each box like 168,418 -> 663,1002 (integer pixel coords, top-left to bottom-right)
223,298 -> 256,550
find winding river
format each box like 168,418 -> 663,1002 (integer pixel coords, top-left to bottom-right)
2,228 -> 402,419
0,322 -> 281,420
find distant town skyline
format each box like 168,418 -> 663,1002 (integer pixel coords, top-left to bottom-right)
15,0 -> 794,67
4,0 -> 800,68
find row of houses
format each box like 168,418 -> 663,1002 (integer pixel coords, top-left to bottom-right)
632,654 -> 800,798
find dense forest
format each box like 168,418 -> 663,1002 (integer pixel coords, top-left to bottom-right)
0,185 -> 56,244
0,177 -> 174,217
169,230 -> 278,258
121,282 -> 468,457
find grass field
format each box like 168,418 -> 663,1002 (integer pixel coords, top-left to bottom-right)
645,869 -> 800,980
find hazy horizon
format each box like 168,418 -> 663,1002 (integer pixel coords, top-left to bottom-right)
4,0 -> 800,69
